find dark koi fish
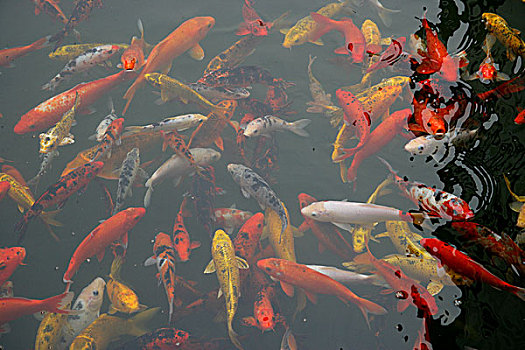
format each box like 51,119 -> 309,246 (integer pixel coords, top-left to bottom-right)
32,0 -> 68,24
199,65 -> 293,90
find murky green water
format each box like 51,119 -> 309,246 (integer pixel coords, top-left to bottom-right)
1,0 -> 524,349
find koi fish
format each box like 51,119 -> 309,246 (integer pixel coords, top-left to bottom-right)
63,207 -> 146,284
91,118 -> 125,161
301,200 -> 426,232
335,89 -> 371,156
213,207 -> 254,234
421,238 -> 525,301
0,181 -> 10,201
0,247 -> 26,288
244,115 -> 311,137
190,83 -> 251,101
265,203 -> 298,265
280,0 -> 350,48
15,70 -> 135,134
0,292 -> 75,333
464,35 -> 510,84
258,258 -> 386,326
115,328 -> 190,350
377,157 -> 474,221
242,284 -> 284,332
404,128 -> 478,158
120,19 -> 147,71
145,73 -> 228,114
69,308 -> 159,349
124,113 -> 207,136
33,0 -> 68,24
43,44 -> 121,91
310,13 -> 372,63
204,36 -> 263,76
107,255 -> 146,314
482,13 -> 525,61
39,93 -> 79,154
366,37 -> 406,73
144,233 -> 182,322
122,16 -> 216,114
503,174 -> 525,228
233,212 -> 265,265
306,265 -> 387,288
200,66 -> 293,90
14,161 -> 104,241
237,0 -> 271,37
113,147 -> 146,215
306,55 -> 334,115
57,277 -> 106,349
49,43 -> 128,61
204,229 -> 249,350
0,35 -> 51,67
227,164 -> 287,237
172,199 -> 201,262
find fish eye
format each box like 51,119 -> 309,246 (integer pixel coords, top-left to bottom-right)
311,212 -> 317,217
93,290 -> 99,296
253,130 -> 258,133
418,145 -> 424,151
265,267 -> 271,272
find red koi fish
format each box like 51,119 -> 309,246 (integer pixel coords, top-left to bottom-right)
336,89 -> 371,155
92,118 -> 125,160
172,198 -> 200,262
120,19 -> 147,71
410,95 -> 448,135
465,35 -> 509,84
0,35 -> 51,68
117,328 -> 190,350
123,16 -> 216,115
32,0 -> 68,24
515,108 -> 525,124
356,242 -> 438,316
14,70 -> 135,134
451,222 -> 525,275
415,16 -> 458,82
366,37 -> 406,73
345,109 -> 411,182
213,207 -> 253,234
310,13 -> 372,63
421,238 -> 525,301
242,284 -> 285,332
257,258 -> 387,325
378,157 -> 474,221
0,247 -> 26,288
63,207 -> 145,284
0,181 -> 9,201
144,232 -> 182,322
298,193 -> 354,260
233,212 -> 265,265
14,161 -> 104,241
50,0 -> 103,48
236,0 -> 270,37
477,75 -> 525,101
0,292 -> 74,331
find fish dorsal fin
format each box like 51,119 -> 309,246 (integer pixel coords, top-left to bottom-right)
203,259 -> 216,274
217,288 -> 223,299
235,256 -> 249,269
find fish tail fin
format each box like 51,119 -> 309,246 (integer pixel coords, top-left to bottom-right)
122,79 -> 141,115
309,12 -> 337,42
14,214 -> 31,243
40,209 -> 63,227
376,156 -> 397,176
289,119 -> 311,137
513,287 -> 525,302
110,254 -> 124,280
32,35 -> 52,50
128,307 -> 160,337
355,298 -> 387,329
144,180 -> 153,207
375,4 -> 400,28
42,291 -> 74,314
228,321 -> 244,350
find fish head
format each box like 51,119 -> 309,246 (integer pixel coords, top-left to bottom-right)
300,202 -> 328,221
404,136 -> 435,155
282,27 -> 304,49
243,118 -> 264,137
14,110 -> 50,134
240,212 -> 265,239
256,258 -> 282,278
122,56 -> 136,70
481,13 -> 500,32
144,73 -> 163,87
256,308 -> 276,332
212,229 -> 231,246
231,88 -> 251,99
444,198 -> 474,221
479,61 -> 496,81
9,247 -> 26,264
297,193 -> 316,209
39,133 -> 58,154
192,148 -> 221,165
227,163 -> 245,183
194,16 -> 216,37
419,238 -> 442,257
77,277 -> 106,313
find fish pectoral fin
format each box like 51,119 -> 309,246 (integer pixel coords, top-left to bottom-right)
332,222 -> 354,233
188,44 -> 205,61
426,281 -> 444,296
304,290 -> 318,304
217,288 -> 223,299
235,256 -> 250,269
160,88 -> 176,102
374,232 -> 389,239
280,280 -> 294,297
396,298 -> 411,313
144,256 -> 156,266
203,259 -> 216,274
310,38 -> 324,46
214,136 -> 224,151
512,28 -> 521,35
96,249 -> 105,262
59,136 -> 75,146
509,201 -> 524,213
279,28 -> 290,35
240,187 -> 251,199
190,241 -> 201,250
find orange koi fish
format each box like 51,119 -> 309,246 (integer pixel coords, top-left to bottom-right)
0,247 -> 26,288
233,212 -> 265,265
421,238 -> 525,301
32,0 -> 68,24
14,161 -> 104,242
63,207 -> 146,284
242,284 -> 285,332
0,181 -> 9,201
236,0 -> 271,37
258,258 -> 387,326
336,89 -> 371,156
0,292 -> 74,332
516,108 -> 525,124
465,35 -> 510,84
14,70 -> 135,134
0,36 -> 51,68
172,198 -> 201,262
120,19 -> 147,71
122,16 -> 216,114
144,232 -> 182,322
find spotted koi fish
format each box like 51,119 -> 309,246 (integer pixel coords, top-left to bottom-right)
43,44 -> 121,91
199,65 -> 293,90
161,131 -> 200,172
172,198 -> 201,262
482,12 -> 525,61
39,93 -> 79,154
91,118 -> 125,161
115,328 -> 190,350
113,147 -> 145,216
144,232 -> 182,322
378,157 -> 474,221
14,161 -> 104,242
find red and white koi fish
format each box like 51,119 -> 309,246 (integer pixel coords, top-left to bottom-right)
91,118 -> 125,161
172,198 -> 200,262
421,238 -> 525,301
15,70 -> 135,134
377,157 -> 474,221
0,35 -> 51,68
213,207 -> 253,234
43,44 -> 121,91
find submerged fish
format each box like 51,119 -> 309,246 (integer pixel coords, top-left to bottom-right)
243,115 -> 311,137
124,113 -> 207,136
113,148 -> 146,215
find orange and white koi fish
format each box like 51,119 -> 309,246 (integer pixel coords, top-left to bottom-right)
0,36 -> 51,68
172,199 -> 201,262
122,16 -> 216,114
0,247 -> 26,288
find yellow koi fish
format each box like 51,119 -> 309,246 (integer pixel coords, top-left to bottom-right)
39,93 -> 79,154
482,13 -> 525,61
35,301 -> 70,350
49,43 -> 129,61
106,255 -> 146,314
503,174 -> 525,228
